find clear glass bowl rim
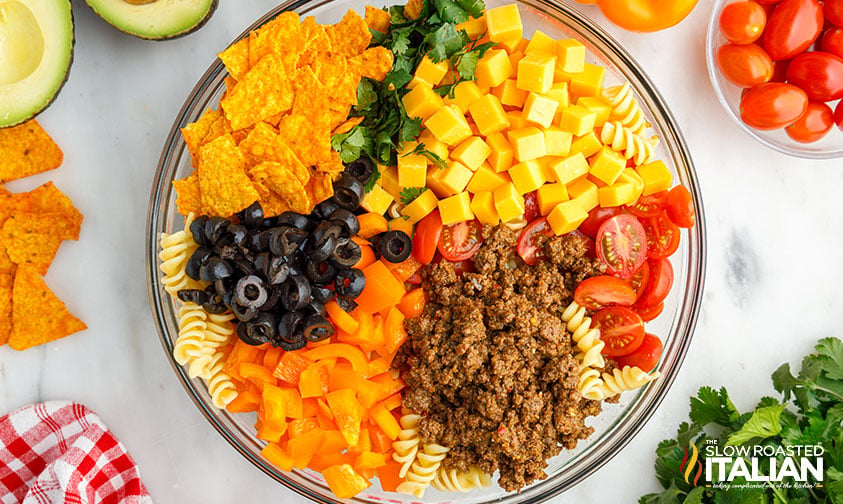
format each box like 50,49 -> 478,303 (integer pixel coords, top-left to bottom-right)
146,0 -> 708,502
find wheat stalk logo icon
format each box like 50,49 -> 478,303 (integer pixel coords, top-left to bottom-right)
680,441 -> 703,486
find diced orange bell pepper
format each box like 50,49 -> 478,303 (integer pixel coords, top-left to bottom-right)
288,417 -> 320,438
354,237 -> 377,269
225,390 -> 260,413
370,373 -> 406,398
279,387 -> 304,418
357,379 -> 387,409
383,307 -> 407,355
287,428 -> 326,460
387,255 -> 423,283
356,261 -> 406,314
240,362 -> 276,390
262,384 -> 288,428
302,398 -> 320,417
316,408 -> 338,431
357,213 -> 389,239
323,464 -> 372,499
326,301 -> 360,334
367,356 -> 391,377
368,314 -> 387,356
329,363 -> 363,392
309,451 -> 351,472
382,392 -> 403,412
273,351 -> 314,385
225,341 -> 264,380
377,461 -> 406,492
326,389 -> 364,447
303,344 -> 369,375
370,401 -> 402,440
398,287 -> 426,319
317,398 -> 334,420
262,347 -> 284,369
357,427 -> 372,454
299,361 -> 333,398
261,442 -> 295,472
369,425 -> 394,453
355,451 -> 388,470
323,430 -> 350,452
256,413 -> 286,443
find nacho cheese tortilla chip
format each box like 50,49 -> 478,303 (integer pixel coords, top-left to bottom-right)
198,134 -> 260,216
1,213 -> 70,275
0,120 -> 64,184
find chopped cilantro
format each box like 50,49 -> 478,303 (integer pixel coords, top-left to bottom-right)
400,187 -> 427,205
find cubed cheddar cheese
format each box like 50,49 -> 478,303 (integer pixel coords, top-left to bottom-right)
525,30 -> 556,55
559,105 -> 597,137
507,126 -> 546,162
546,82 -> 570,111
402,84 -> 444,122
570,131 -> 602,158
389,217 -> 414,236
360,183 -> 394,215
486,133 -> 514,173
379,165 -> 402,199
577,96 -> 612,127
414,54 -> 449,86
493,182 -> 525,223
588,146 -> 626,185
567,178 -> 599,211
618,167 -> 645,198
456,15 -> 486,39
423,137 -> 449,162
451,136 -> 491,171
517,52 -> 556,94
406,76 -> 429,89
549,153 -> 588,184
475,49 -> 514,89
485,4 -> 523,42
569,62 -> 605,97
537,182 -> 569,215
545,126 -> 573,157
397,153 -> 428,188
400,188 -> 438,223
547,200 -> 588,235
492,79 -> 527,108
426,160 -> 473,197
438,192 -> 474,225
470,191 -> 500,225
444,81 -> 484,113
425,105 -> 472,146
508,160 -> 545,194
522,92 -> 558,129
506,111 -> 528,129
537,156 -> 557,182
468,94 -> 509,136
497,36 -> 523,53
508,51 -> 525,71
598,182 -> 637,207
555,39 -> 586,73
466,162 -> 509,192
636,160 -> 672,195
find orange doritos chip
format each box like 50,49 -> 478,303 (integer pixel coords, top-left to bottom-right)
277,113 -> 333,168
181,108 -> 221,165
0,186 -> 8,195
239,122 -> 310,184
0,120 -> 63,184
308,172 -> 335,204
9,265 -> 86,351
0,182 -> 82,240
298,16 -> 332,68
353,46 -> 394,81
249,161 -> 312,214
332,116 -> 364,136
1,213 -> 73,275
0,271 -> 11,346
198,134 -> 260,216
326,10 -> 371,58
365,5 -> 391,33
221,53 -> 294,131
405,0 -> 423,19
0,246 -> 13,276
248,11 -> 301,75
173,172 -> 203,216
219,37 -> 250,80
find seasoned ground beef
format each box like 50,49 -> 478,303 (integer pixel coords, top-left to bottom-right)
395,225 -> 607,491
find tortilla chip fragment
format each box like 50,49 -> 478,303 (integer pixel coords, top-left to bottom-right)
248,11 -> 301,75
0,182 -> 82,240
0,120 -> 63,184
249,162 -> 312,214
181,108 -> 222,165
173,172 -> 203,216
365,5 -> 391,33
298,16 -> 332,68
405,0 -> 423,19
353,46 -> 394,81
1,213 -> 72,275
198,134 -> 260,217
333,117 -> 364,136
239,122 -> 310,184
309,173 -> 335,204
278,113 -> 333,168
219,37 -> 250,80
0,273 -> 11,346
221,53 -> 294,131
326,10 -> 371,58
0,186 -> 8,195
9,266 -> 86,351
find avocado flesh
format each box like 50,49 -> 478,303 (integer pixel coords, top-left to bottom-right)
0,0 -> 74,128
85,0 -> 218,40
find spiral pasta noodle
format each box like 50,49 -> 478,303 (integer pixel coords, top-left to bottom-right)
432,465 -> 492,493
173,302 -> 211,367
602,83 -> 650,136
396,442 -> 450,498
503,214 -> 528,231
600,121 -> 659,166
560,301 -> 607,400
597,365 -> 660,399
392,414 -> 422,478
159,213 -> 203,296
202,350 -> 239,409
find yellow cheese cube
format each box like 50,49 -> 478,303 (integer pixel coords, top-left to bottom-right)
555,39 -> 586,73
439,192 -> 474,225
492,79 -> 527,108
450,136 -> 491,171
598,182 -> 637,207
508,50 -> 525,70
398,152 -> 428,188
444,80 -> 484,113
517,52 -> 556,94
507,126 -> 547,162
522,92 -> 559,129
497,36 -> 523,53
537,182 -> 569,215
406,76 -> 429,89
525,30 -> 556,55
486,133 -> 514,173
506,111 -> 528,129
401,188 -> 439,223
567,178 -> 599,211
425,105 -> 472,146
545,126 -> 573,157
475,49 -> 514,89
402,84 -> 444,122
546,82 -> 570,110
420,137 -> 449,162
508,160 -> 546,194
549,153 -> 588,184
559,105 -> 597,137
537,156 -> 557,182
379,165 -> 402,199
570,131 -> 603,158
466,162 -> 509,193
577,96 -> 612,127
470,191 -> 500,225
426,160 -> 473,197
547,200 -> 588,235
636,160 -> 672,195
414,54 -> 449,86
360,183 -> 394,215
618,167 -> 645,198
485,4 -> 523,42
570,62 -> 606,97
389,217 -> 414,236
456,15 -> 487,39
468,94 -> 509,137
493,182 -> 526,223
588,146 -> 626,185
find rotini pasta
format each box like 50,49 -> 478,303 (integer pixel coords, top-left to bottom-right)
392,414 -> 421,478
396,442 -> 450,498
187,312 -> 236,379
432,465 -> 492,493
388,200 -> 405,219
202,350 -> 239,409
596,365 -> 660,399
173,302 -> 210,368
560,301 -> 607,399
600,121 -> 660,166
503,214 -> 528,231
602,83 -> 650,135
578,368 -> 606,401
159,213 -> 203,296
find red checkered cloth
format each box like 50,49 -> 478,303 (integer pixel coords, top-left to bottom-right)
0,401 -> 152,504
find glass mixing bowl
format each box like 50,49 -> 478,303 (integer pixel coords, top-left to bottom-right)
147,0 -> 707,501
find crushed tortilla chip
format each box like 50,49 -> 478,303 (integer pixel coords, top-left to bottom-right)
333,116 -> 364,136
326,10 -> 371,58
239,122 -> 310,184
9,265 -> 86,351
0,186 -> 8,195
1,213 -> 73,275
0,182 -> 82,240
248,11 -> 302,75
353,46 -> 395,81
0,272 -> 11,346
365,5 -> 392,33
309,173 -> 335,203
405,0 -> 423,19
218,37 -> 250,80
198,134 -> 260,216
298,16 -> 332,68
181,108 -> 221,165
249,162 -> 312,214
278,113 -> 333,169
0,120 -> 63,184
173,172 -> 203,216
221,53 -> 294,131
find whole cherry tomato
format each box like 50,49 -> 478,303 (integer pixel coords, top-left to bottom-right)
821,28 -> 843,58
719,1 -> 767,44
785,102 -> 834,142
717,43 -> 774,87
597,0 -> 700,32
615,333 -> 664,372
785,51 -> 843,101
833,100 -> 843,131
740,82 -> 808,129
826,0 -> 843,26
665,185 -> 695,228
762,0 -> 823,60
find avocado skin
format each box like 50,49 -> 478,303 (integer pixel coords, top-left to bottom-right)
85,0 -> 218,41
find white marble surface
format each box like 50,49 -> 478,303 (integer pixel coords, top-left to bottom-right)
2,0 -> 843,502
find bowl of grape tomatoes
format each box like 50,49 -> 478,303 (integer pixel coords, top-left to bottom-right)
707,0 -> 843,157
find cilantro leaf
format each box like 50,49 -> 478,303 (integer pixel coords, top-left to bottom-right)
726,404 -> 784,445
331,126 -> 373,164
638,481 -> 685,504
431,0 -> 470,24
454,49 -> 479,80
455,0 -> 484,18
400,187 -> 426,205
816,337 -> 843,380
690,386 -> 739,428
425,23 -> 468,62
356,78 -> 378,111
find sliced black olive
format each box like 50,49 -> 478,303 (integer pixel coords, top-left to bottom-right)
249,229 -> 273,252
253,252 -> 271,277
275,311 -> 306,350
245,312 -> 276,344
276,211 -> 311,230
306,300 -> 328,316
330,240 -> 361,268
260,287 -> 280,312
266,256 -> 290,285
203,300 -> 229,315
311,286 -> 335,304
303,314 -> 333,342
177,289 -> 208,305
199,256 -> 234,282
204,217 -> 230,245
235,275 -> 268,309
231,301 -> 258,322
287,249 -> 305,276
280,275 -> 312,311
231,252 -> 256,276
344,156 -> 374,186
378,230 -> 412,263
269,226 -> 308,257
236,321 -> 265,346
190,216 -> 210,246
314,199 -> 340,221
238,201 -> 265,229
218,244 -> 238,261
308,222 -> 342,262
328,208 -> 360,238
275,334 -> 306,351
336,296 -> 358,313
222,290 -> 234,309
214,278 -> 232,298
332,174 -> 365,210
185,247 -> 212,280
334,268 -> 366,299
227,223 -> 249,247
305,259 -> 337,285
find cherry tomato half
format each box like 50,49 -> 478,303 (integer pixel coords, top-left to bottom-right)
740,82 -> 808,130
835,101 -> 843,131
635,302 -> 665,322
642,213 -> 680,258
625,191 -> 667,218
524,191 -> 541,223
786,101 -> 834,142
412,210 -> 443,265
719,1 -> 767,44
717,43 -> 774,87
635,258 -> 674,309
516,217 -> 553,265
438,220 -> 483,261
580,206 -> 623,239
762,0 -> 823,60
785,51 -> 843,102
665,185 -> 696,228
593,307 -> 645,357
826,0 -> 843,26
821,28 -> 843,58
627,262 -> 650,299
573,275 -> 638,310
615,333 -> 664,372
596,214 -> 648,278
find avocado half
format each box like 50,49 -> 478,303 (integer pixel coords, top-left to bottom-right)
85,0 -> 218,40
0,0 -> 74,128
